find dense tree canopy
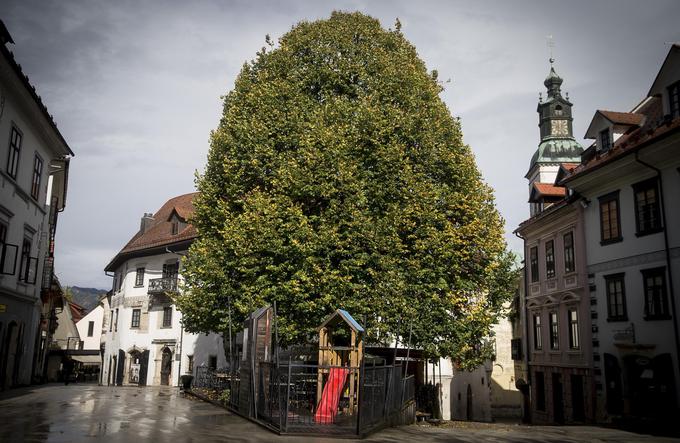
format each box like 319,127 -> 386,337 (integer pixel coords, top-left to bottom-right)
175,11 -> 517,368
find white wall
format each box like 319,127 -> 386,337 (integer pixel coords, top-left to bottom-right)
101,251 -> 226,386
76,305 -> 104,351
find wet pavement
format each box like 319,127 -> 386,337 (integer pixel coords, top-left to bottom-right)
0,384 -> 677,442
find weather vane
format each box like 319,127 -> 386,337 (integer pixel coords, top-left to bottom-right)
547,35 -> 555,65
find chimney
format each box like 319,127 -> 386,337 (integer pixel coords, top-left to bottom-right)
140,213 -> 154,233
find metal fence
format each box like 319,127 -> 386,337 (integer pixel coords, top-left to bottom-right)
192,361 -> 414,436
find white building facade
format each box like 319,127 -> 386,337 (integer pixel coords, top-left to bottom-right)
101,193 -> 226,387
563,44 -> 680,424
0,20 -> 73,388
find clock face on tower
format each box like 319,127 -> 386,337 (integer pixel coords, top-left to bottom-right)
551,119 -> 568,136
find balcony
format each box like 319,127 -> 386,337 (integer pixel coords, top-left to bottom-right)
148,277 -> 178,295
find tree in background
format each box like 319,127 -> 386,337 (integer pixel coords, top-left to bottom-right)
175,11 -> 517,368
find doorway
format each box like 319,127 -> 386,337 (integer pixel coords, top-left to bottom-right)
552,373 -> 564,424
2,322 -> 19,389
160,347 -> 172,386
571,374 -> 585,422
466,384 -> 473,421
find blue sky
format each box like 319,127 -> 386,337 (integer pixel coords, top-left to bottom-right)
1,0 -> 679,288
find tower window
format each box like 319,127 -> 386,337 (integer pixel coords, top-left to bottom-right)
555,105 -> 563,116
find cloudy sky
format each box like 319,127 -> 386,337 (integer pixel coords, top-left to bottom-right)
1,0 -> 679,289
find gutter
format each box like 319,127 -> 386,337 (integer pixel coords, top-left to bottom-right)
634,152 -> 680,380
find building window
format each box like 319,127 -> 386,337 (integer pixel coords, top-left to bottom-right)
109,310 -> 114,332
18,238 -> 31,282
135,267 -> 145,287
131,309 -> 141,328
599,128 -> 611,151
209,355 -> 217,370
533,314 -> 542,350
599,191 -> 622,244
114,308 -> 119,332
530,247 -> 539,283
605,273 -> 627,321
187,355 -> 194,373
535,371 -> 546,411
88,321 -> 94,337
31,154 -> 43,200
6,126 -> 22,179
563,232 -> 575,273
549,312 -> 559,350
545,240 -> 555,278
0,221 -> 6,244
633,178 -> 662,235
669,80 -> 680,117
171,221 -> 179,235
162,306 -> 172,328
642,267 -> 669,320
163,262 -> 179,279
568,310 -> 579,349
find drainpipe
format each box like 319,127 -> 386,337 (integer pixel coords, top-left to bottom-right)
514,230 -> 532,424
635,153 -> 680,380
177,321 -> 184,387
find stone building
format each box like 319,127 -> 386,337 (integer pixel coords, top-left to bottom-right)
0,20 -> 73,388
562,44 -> 680,425
101,193 -> 226,387
515,60 -> 594,424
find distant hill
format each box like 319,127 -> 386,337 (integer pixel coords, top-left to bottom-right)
67,286 -> 108,313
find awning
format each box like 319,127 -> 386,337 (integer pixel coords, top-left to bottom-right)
71,355 -> 101,365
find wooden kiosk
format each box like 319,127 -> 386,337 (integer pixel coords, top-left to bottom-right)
316,309 -> 364,420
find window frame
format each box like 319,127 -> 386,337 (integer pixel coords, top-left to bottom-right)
131,308 -> 141,328
529,246 -> 539,283
30,153 -> 43,201
642,267 -> 670,320
563,232 -> 575,273
549,311 -> 559,350
599,128 -> 611,151
568,309 -> 579,349
604,273 -> 627,322
87,321 -> 95,337
162,306 -> 173,328
599,191 -> 622,244
632,178 -> 662,236
669,80 -> 680,118
533,313 -> 542,351
135,267 -> 145,287
6,125 -> 22,180
545,240 -> 555,279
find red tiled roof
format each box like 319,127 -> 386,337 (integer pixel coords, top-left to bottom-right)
564,97 -> 680,183
120,192 -> 198,254
105,193 -> 198,271
560,163 -> 579,171
532,182 -> 566,198
68,301 -> 86,323
599,110 -> 645,126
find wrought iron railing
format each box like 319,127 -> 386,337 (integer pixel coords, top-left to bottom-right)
148,277 -> 178,294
